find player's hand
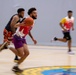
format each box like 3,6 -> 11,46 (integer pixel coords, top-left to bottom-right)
63,29 -> 68,32
33,39 -> 37,44
72,27 -> 74,31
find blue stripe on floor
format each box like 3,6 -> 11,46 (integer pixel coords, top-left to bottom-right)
42,68 -> 76,75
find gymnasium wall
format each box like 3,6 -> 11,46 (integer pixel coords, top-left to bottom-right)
0,0 -> 76,46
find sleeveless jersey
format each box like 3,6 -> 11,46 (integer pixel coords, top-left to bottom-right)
5,14 -> 20,31
14,26 -> 33,38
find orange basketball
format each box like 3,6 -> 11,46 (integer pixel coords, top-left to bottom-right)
24,17 -> 34,26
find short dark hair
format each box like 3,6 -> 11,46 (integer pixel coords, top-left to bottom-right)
68,10 -> 73,13
17,8 -> 25,13
28,7 -> 36,15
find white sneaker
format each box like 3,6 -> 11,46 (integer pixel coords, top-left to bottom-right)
68,51 -> 75,55
50,39 -> 54,42
51,37 -> 58,42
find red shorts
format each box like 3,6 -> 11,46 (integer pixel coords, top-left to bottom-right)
3,29 -> 13,42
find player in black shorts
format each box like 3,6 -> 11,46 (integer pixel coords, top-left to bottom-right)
53,10 -> 74,54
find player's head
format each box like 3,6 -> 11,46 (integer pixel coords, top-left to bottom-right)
17,8 -> 25,18
28,7 -> 37,19
67,10 -> 73,18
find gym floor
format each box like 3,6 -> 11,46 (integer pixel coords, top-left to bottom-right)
0,45 -> 76,75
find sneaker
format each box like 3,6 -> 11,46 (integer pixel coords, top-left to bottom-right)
0,41 -> 8,52
14,56 -> 19,63
54,37 -> 58,41
68,51 -> 75,55
12,66 -> 23,72
14,59 -> 19,63
51,37 -> 58,42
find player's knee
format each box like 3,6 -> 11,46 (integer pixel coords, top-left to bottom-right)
19,53 -> 24,57
24,50 -> 30,56
26,51 -> 30,56
64,39 -> 67,42
64,40 -> 67,42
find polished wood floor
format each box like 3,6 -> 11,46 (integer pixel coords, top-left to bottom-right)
0,45 -> 76,75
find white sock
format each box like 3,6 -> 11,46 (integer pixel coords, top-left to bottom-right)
8,44 -> 14,48
15,63 -> 19,67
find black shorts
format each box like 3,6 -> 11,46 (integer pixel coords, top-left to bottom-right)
63,31 -> 71,40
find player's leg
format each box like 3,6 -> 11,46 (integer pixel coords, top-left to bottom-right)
15,38 -> 29,64
12,47 -> 24,72
12,44 -> 29,72
67,32 -> 73,53
12,37 -> 29,71
9,36 -> 24,57
7,30 -> 19,62
11,35 -> 27,71
54,37 -> 67,42
17,44 -> 29,64
0,42 -> 8,51
9,38 -> 24,71
8,31 -> 19,62
53,32 -> 67,42
9,47 -> 22,57
12,45 -> 29,72
0,29 -> 8,51
67,39 -> 74,54
68,39 -> 72,52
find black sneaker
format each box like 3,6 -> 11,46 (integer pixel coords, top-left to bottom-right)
14,56 -> 19,63
12,66 -> 23,72
54,37 -> 58,41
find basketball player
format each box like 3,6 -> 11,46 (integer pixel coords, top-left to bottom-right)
53,10 -> 74,54
9,8 -> 37,71
0,8 -> 25,62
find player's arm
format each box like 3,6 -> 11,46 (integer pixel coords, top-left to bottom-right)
14,22 -> 21,28
14,18 -> 26,28
60,22 -> 65,30
72,23 -> 74,31
14,22 -> 25,28
10,16 -> 19,33
72,18 -> 74,31
28,31 -> 37,44
59,18 -> 67,31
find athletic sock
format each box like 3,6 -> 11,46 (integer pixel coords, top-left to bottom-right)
15,63 -> 19,67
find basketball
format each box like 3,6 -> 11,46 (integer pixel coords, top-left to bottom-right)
24,17 -> 34,26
